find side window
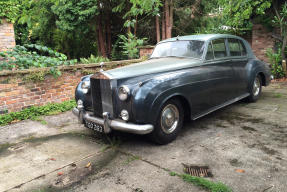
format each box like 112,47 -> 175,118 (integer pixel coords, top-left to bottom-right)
239,40 -> 247,56
228,39 -> 241,56
206,43 -> 214,60
212,39 -> 227,58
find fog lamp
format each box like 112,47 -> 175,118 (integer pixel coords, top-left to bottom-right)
120,110 -> 129,121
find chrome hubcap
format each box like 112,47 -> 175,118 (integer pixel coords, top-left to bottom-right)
160,104 -> 179,134
253,77 -> 260,96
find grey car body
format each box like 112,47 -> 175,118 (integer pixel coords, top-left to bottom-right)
73,34 -> 271,143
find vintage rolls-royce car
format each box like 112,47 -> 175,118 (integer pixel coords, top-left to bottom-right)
73,34 -> 271,144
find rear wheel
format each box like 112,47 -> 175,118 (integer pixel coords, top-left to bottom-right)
247,75 -> 262,102
149,99 -> 184,144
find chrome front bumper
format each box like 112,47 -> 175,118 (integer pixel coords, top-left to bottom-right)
72,107 -> 154,135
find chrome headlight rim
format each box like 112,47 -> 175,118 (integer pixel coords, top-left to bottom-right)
81,81 -> 90,94
118,85 -> 130,101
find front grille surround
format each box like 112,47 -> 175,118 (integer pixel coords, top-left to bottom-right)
90,73 -> 114,118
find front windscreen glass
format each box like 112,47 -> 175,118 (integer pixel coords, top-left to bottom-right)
151,40 -> 205,59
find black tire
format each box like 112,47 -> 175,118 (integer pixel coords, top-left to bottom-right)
149,99 -> 184,144
247,75 -> 262,102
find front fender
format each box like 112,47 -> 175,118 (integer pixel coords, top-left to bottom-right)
131,71 -> 192,124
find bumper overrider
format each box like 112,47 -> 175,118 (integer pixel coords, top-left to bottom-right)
72,107 -> 154,135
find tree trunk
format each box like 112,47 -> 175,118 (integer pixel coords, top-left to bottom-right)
165,0 -> 171,38
169,0 -> 173,38
156,15 -> 161,42
162,5 -> 166,40
134,15 -> 138,37
281,34 -> 287,60
106,14 -> 112,58
191,0 -> 201,19
96,15 -> 107,57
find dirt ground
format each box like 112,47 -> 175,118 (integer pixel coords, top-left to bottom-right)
0,82 -> 286,192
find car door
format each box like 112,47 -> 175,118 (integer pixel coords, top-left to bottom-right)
203,38 -> 236,108
227,38 -> 249,96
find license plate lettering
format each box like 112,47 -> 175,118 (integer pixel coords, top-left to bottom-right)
86,121 -> 103,132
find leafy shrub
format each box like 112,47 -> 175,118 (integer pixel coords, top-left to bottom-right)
0,0 -> 20,23
0,44 -> 77,77
119,32 -> 146,59
0,100 -> 76,126
79,54 -> 109,64
266,48 -> 285,79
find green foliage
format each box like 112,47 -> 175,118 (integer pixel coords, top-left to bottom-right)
119,32 -> 146,59
218,0 -> 272,33
52,0 -> 98,32
0,100 -> 76,126
266,48 -> 285,79
180,174 -> 232,192
0,44 -> 77,77
79,55 -> 110,64
15,0 -> 98,59
0,0 -> 20,23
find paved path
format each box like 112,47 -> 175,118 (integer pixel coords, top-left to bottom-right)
0,82 -> 286,192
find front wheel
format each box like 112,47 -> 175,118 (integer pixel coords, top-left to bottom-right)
247,75 -> 262,102
149,99 -> 184,144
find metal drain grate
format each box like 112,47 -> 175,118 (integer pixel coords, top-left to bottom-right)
182,163 -> 213,177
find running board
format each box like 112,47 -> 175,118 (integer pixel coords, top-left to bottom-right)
192,93 -> 250,120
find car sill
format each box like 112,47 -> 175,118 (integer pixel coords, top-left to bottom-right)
192,93 -> 250,120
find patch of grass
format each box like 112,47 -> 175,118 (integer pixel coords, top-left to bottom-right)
168,172 -> 232,192
31,116 -> 48,125
181,174 -> 232,192
273,93 -> 283,98
124,155 -> 140,165
169,171 -> 177,176
0,100 -> 76,126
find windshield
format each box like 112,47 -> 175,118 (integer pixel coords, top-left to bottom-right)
151,40 -> 205,59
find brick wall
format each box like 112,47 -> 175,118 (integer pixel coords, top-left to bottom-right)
251,24 -> 275,63
0,59 -> 141,114
0,19 -> 16,52
139,46 -> 155,57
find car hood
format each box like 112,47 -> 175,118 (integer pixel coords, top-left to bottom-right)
104,57 -> 202,79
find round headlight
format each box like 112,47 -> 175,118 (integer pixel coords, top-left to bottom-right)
118,85 -> 130,101
120,110 -> 129,121
81,81 -> 90,94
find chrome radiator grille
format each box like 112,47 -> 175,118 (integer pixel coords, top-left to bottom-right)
90,77 -> 114,117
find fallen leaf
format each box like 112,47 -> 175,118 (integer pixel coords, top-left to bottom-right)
50,158 -> 56,161
235,169 -> 245,173
57,172 -> 64,176
85,162 -> 91,168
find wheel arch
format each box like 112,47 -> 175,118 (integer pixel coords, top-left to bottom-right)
149,93 -> 192,124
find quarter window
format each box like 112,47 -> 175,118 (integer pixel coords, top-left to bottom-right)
206,43 -> 214,60
239,41 -> 247,56
228,39 -> 241,56
212,39 -> 227,58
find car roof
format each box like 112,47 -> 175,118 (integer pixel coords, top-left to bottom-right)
160,34 -> 242,43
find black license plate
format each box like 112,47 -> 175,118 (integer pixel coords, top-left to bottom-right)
85,120 -> 103,132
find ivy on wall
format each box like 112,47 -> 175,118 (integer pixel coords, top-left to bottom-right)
0,0 -> 20,23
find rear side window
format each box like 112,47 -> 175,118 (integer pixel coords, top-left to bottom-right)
212,39 -> 227,58
228,39 -> 241,56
